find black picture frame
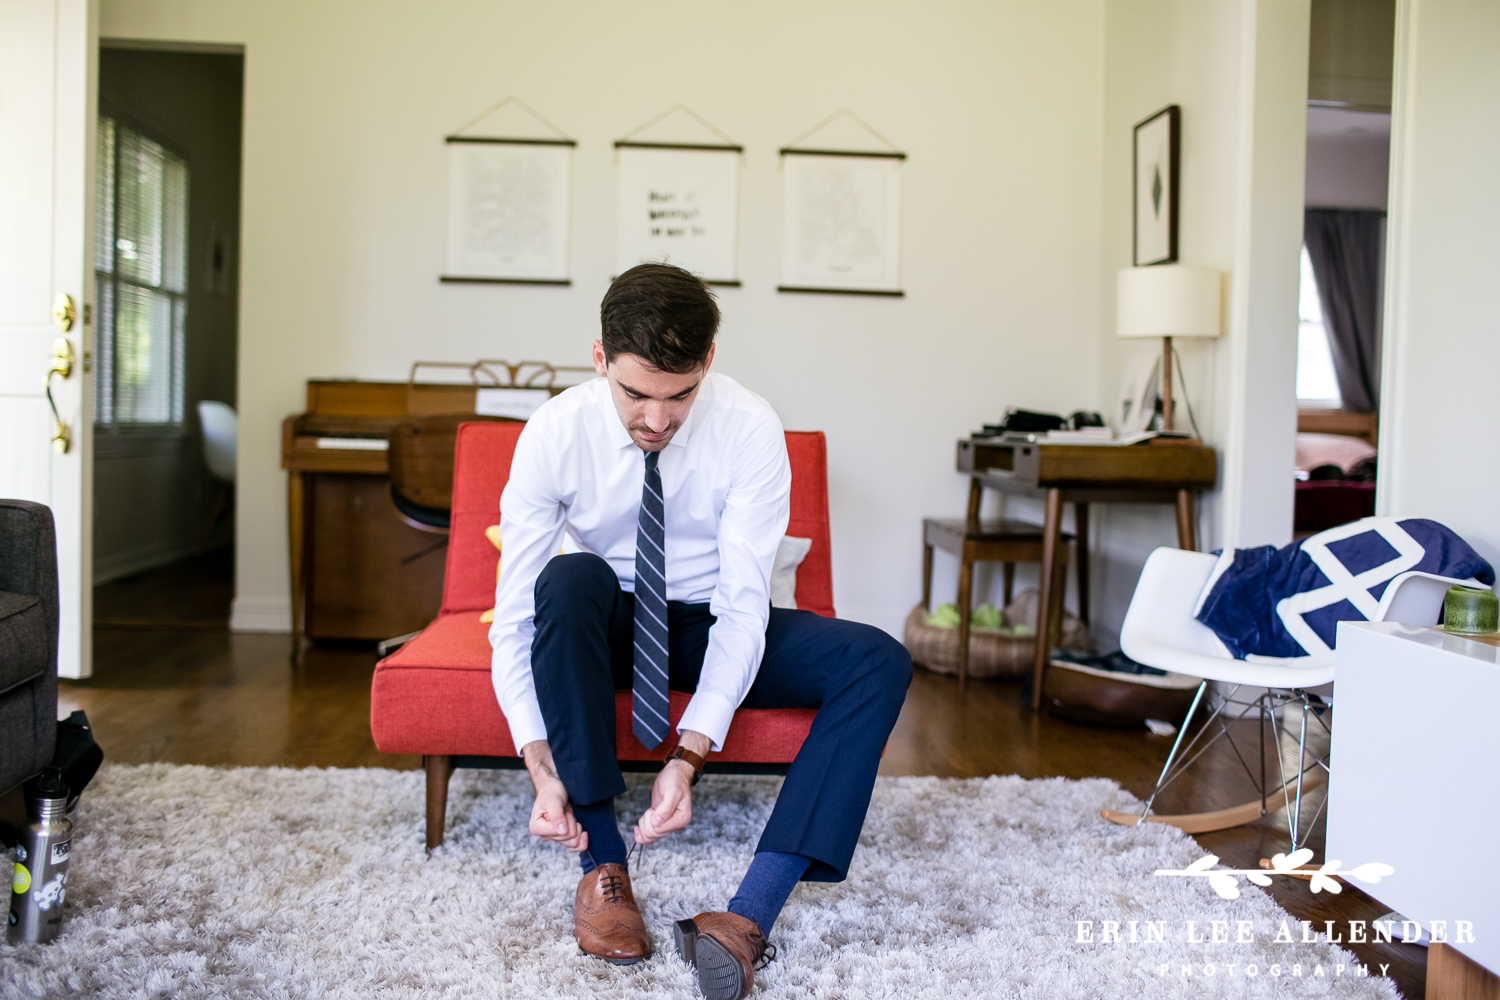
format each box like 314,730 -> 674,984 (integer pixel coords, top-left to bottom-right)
1132,104 -> 1180,267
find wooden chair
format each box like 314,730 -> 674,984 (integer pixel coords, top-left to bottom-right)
386,414 -> 516,532
920,482 -> 1072,686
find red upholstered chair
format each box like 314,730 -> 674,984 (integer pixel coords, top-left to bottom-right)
371,421 -> 836,848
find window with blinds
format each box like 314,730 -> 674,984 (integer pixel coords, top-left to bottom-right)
95,116 -> 189,426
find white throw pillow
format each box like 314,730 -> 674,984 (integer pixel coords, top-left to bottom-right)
770,536 -> 813,610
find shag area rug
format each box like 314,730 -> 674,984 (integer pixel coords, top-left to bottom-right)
1,764 -> 1400,999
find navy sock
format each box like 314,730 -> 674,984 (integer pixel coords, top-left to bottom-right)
572,797 -> 627,874
727,851 -> 813,937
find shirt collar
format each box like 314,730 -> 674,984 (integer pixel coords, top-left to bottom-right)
667,380 -> 705,450
596,373 -> 708,451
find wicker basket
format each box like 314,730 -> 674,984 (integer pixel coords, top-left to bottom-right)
902,590 -> 1092,679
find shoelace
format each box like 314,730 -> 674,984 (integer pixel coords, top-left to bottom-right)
598,869 -> 628,904
754,941 -> 778,971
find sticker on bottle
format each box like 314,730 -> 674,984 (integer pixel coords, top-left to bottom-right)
34,872 -> 65,911
49,841 -> 70,865
12,863 -> 30,894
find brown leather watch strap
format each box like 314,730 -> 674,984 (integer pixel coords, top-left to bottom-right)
667,746 -> 706,786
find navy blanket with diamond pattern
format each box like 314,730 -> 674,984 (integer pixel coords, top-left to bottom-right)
1194,517 -> 1494,660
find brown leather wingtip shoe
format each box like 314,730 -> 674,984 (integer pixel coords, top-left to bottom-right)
673,911 -> 775,1000
574,863 -> 652,965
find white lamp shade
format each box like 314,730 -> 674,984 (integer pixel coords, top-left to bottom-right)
1116,265 -> 1223,339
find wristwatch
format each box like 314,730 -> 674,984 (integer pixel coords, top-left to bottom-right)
666,746 -> 706,786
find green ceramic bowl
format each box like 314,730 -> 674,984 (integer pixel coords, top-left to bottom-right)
1443,585 -> 1499,634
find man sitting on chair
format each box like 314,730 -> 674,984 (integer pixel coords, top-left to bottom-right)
488,263 -> 912,1000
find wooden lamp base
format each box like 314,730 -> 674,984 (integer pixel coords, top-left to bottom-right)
1161,335 -> 1174,432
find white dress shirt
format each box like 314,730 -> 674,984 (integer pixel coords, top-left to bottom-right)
488,373 -> 791,753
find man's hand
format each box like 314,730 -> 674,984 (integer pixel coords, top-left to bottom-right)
522,740 -> 588,853
634,730 -> 712,845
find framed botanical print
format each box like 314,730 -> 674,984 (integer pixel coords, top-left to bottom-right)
778,150 -> 904,296
442,138 -> 573,284
1133,105 -> 1180,267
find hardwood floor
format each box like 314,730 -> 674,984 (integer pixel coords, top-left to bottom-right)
93,546 -> 234,630
66,554 -> 1426,998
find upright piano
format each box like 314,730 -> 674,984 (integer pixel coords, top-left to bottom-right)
281,363 -> 587,657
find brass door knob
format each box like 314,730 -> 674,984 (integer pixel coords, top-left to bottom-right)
46,338 -> 74,381
45,338 -> 74,454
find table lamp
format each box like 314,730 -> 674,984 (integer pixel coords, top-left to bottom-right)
1117,265 -> 1222,432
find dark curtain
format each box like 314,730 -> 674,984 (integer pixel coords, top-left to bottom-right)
1303,208 -> 1385,413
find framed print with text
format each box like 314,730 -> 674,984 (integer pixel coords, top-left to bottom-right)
614,143 -> 740,284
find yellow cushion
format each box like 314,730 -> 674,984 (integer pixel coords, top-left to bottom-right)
476,525 -> 569,624
479,524 -> 502,624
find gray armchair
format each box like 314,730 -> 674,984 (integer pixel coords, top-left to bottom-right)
0,500 -> 59,798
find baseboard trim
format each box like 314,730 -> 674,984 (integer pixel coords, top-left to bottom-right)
230,597 -> 291,633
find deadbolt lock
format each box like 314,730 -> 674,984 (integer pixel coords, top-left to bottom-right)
52,293 -> 76,333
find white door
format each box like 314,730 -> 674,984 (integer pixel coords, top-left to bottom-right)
0,0 -> 96,678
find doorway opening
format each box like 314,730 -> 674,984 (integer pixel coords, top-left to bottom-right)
1292,0 -> 1392,537
91,42 -> 243,630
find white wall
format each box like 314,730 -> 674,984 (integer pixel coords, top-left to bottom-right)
1378,0 -> 1500,573
98,0 -> 1109,636
1305,106 -> 1389,211
1089,0 -> 1308,642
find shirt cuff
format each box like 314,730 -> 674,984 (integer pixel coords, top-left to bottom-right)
504,696 -> 550,756
677,690 -> 737,752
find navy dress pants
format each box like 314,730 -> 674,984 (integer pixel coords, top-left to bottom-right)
530,553 -> 912,882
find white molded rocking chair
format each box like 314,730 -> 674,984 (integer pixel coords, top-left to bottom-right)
1101,546 -> 1474,848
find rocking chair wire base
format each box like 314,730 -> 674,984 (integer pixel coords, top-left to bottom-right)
1100,682 -> 1333,849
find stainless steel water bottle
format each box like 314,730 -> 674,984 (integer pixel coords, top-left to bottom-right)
8,769 -> 72,945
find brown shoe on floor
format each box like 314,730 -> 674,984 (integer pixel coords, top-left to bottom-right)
574,863 -> 652,965
672,911 -> 775,1000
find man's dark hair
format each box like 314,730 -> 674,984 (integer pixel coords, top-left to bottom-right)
600,263 -> 720,374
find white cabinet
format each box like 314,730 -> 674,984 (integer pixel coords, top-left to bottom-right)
1330,621 -> 1500,976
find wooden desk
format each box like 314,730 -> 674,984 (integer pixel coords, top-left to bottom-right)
956,436 -> 1217,708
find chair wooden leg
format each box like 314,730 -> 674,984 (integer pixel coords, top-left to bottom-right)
1175,489 -> 1197,551
425,754 -> 453,851
1031,489 -> 1064,710
1046,550 -> 1068,651
1074,502 -> 1090,625
1002,562 -> 1015,607
956,556 -> 974,688
1101,770 -> 1328,834
922,543 -> 933,612
965,477 -> 982,524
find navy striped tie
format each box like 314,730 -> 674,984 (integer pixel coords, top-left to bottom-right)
632,449 -> 671,750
